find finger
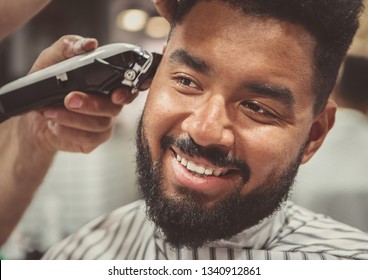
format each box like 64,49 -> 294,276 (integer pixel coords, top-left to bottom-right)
63,92 -> 123,117
46,122 -> 113,153
43,108 -> 115,133
29,35 -> 98,73
153,0 -> 177,23
111,88 -> 140,105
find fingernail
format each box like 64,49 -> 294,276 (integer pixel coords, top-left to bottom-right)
67,95 -> 83,109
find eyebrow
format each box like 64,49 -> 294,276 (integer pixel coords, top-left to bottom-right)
169,49 -> 295,109
244,83 -> 296,109
169,49 -> 211,74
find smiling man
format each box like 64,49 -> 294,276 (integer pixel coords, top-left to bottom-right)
43,0 -> 368,260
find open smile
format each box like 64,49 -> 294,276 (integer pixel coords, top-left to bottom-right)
166,146 -> 243,200
171,147 -> 238,177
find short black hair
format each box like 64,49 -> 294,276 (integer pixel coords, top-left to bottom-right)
338,55 -> 368,105
172,0 -> 364,114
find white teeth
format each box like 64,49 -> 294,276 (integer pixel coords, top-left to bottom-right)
187,161 -> 196,172
205,168 -> 213,175
176,154 -> 182,162
176,154 -> 225,177
196,165 -> 205,174
187,161 -> 207,175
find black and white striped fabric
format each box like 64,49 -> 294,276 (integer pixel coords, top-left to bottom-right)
43,200 -> 368,260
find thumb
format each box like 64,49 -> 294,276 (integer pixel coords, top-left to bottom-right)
29,35 -> 98,74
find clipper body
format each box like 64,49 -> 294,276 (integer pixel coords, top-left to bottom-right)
0,43 -> 161,122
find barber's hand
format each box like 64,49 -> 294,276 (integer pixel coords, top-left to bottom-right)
152,0 -> 177,23
21,35 -> 135,153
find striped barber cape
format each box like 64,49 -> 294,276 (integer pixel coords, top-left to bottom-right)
43,200 -> 368,260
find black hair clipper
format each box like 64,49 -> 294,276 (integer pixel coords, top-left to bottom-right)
0,43 -> 162,123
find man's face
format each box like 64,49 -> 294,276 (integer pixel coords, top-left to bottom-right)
137,1 -> 321,248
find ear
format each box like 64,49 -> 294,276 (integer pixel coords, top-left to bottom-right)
301,99 -> 337,164
162,43 -> 167,54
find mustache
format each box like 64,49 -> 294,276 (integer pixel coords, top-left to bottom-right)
161,135 -> 250,181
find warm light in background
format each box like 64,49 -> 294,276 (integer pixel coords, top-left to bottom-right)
145,16 -> 170,38
116,9 -> 148,32
116,8 -> 169,39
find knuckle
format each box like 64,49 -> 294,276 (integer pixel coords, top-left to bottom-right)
59,34 -> 83,44
95,117 -> 113,130
90,98 -> 122,117
76,134 -> 97,154
80,145 -> 95,154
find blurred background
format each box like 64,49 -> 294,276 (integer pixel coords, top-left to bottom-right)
0,0 -> 367,259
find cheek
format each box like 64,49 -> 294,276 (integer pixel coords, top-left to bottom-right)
237,126 -> 305,194
143,84 -> 189,158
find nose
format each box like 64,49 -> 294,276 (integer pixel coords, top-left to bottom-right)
181,95 -> 235,148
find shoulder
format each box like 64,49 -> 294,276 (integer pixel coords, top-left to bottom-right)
267,202 -> 368,259
101,200 -> 147,227
42,200 -> 155,259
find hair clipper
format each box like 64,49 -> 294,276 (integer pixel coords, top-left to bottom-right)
0,43 -> 162,123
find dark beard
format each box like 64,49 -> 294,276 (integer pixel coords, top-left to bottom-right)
136,116 -> 304,249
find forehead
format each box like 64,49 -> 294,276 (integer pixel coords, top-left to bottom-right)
166,0 -> 317,107
170,0 -> 316,53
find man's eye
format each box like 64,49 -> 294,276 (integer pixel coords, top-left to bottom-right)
171,74 -> 203,95
241,101 -> 278,123
245,103 -> 266,114
176,77 -> 199,89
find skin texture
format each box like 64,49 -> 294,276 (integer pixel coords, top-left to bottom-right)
0,0 -> 51,41
138,0 -> 336,247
